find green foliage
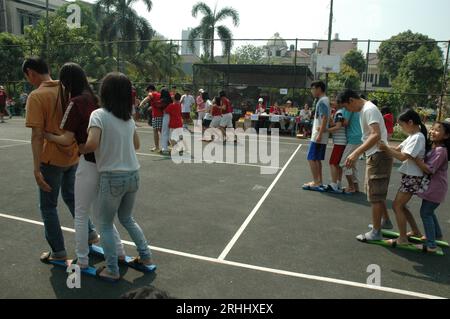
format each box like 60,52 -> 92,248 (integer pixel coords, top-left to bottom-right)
328,65 -> 361,91
392,46 -> 443,107
231,45 -> 265,64
342,49 -> 366,75
0,33 -> 26,83
189,2 -> 239,62
378,30 -> 441,80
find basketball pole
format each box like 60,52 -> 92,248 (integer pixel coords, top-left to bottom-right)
325,0 -> 333,91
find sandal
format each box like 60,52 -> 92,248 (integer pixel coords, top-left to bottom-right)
384,239 -> 410,248
96,266 -> 120,283
40,252 -> 67,264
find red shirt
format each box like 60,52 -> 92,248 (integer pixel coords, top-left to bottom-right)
149,92 -> 163,117
383,113 -> 394,135
61,93 -> 98,162
269,106 -> 281,114
221,97 -> 233,114
0,91 -> 6,106
165,102 -> 183,129
211,104 -> 222,117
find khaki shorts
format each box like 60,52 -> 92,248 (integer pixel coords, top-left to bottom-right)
365,151 -> 393,203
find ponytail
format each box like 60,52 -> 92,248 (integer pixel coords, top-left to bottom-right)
398,109 -> 430,153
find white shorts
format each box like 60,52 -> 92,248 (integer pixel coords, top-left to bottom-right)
220,112 -> 233,128
340,144 -> 361,182
210,116 -> 222,128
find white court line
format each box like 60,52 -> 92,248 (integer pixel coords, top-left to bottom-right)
136,130 -> 303,146
218,144 -> 303,260
0,143 -> 29,149
137,152 -> 281,170
0,138 -> 31,144
0,212 -> 444,300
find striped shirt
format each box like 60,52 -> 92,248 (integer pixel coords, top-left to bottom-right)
332,109 -> 347,146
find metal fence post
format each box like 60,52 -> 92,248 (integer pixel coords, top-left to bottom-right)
438,40 -> 450,121
364,40 -> 371,93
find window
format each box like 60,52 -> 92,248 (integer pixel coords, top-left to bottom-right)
374,74 -> 378,85
369,74 -> 374,83
18,10 -> 40,34
276,50 -> 282,57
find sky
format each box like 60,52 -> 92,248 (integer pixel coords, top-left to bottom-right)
82,0 -> 450,51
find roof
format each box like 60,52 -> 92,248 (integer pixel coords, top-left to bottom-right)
193,64 -> 313,77
317,40 -> 358,56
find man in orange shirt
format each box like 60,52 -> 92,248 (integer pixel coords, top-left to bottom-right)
23,57 -> 98,263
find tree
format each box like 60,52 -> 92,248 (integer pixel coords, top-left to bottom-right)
231,44 -> 265,64
56,0 -> 98,37
94,0 -> 154,57
342,49 -> 366,75
189,2 -> 240,62
378,30 -> 441,80
128,38 -> 183,83
393,46 -> 443,108
0,33 -> 26,83
328,65 -> 361,92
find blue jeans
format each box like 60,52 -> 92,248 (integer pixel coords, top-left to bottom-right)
97,171 -> 152,276
39,163 -> 96,258
420,200 -> 443,249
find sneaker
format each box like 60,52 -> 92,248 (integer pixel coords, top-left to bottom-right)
381,219 -> 394,230
150,147 -> 160,153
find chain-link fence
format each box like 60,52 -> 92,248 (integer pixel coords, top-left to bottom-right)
1,37 -> 449,119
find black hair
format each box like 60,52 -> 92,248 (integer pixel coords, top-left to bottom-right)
219,91 -> 227,98
202,92 -> 210,101
337,89 -> 361,104
435,122 -> 450,160
310,81 -> 326,92
160,88 -> 172,108
371,99 -> 379,107
59,62 -> 98,107
381,106 -> 391,115
214,96 -> 221,105
174,93 -> 182,102
398,109 -> 431,153
99,72 -> 132,121
22,57 -> 49,75
120,286 -> 173,299
146,84 -> 156,92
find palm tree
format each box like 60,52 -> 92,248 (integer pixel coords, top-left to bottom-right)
130,38 -> 183,83
189,2 -> 239,62
94,0 -> 154,58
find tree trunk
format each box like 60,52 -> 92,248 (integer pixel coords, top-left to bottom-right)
210,27 -> 215,63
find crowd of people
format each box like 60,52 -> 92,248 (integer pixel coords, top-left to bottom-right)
0,86 -> 28,123
16,55 -> 449,288
302,81 -> 449,253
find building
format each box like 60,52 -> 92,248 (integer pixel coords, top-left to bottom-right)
361,53 -> 391,90
0,0 -> 68,35
316,35 -> 358,56
181,28 -> 200,56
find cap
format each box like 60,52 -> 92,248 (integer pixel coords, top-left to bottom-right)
199,89 -> 205,93
258,98 -> 264,102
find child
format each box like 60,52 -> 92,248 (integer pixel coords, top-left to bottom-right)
414,122 -> 449,253
44,63 -> 126,270
325,100 -> 347,192
139,85 -> 162,152
381,106 -> 394,141
379,109 -> 429,247
160,88 -> 173,156
208,96 -> 223,141
303,81 -> 330,191
165,93 -> 187,155
82,72 -> 154,282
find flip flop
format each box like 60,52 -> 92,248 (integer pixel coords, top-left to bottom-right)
95,266 -> 120,283
302,184 -> 326,192
40,252 -> 67,264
